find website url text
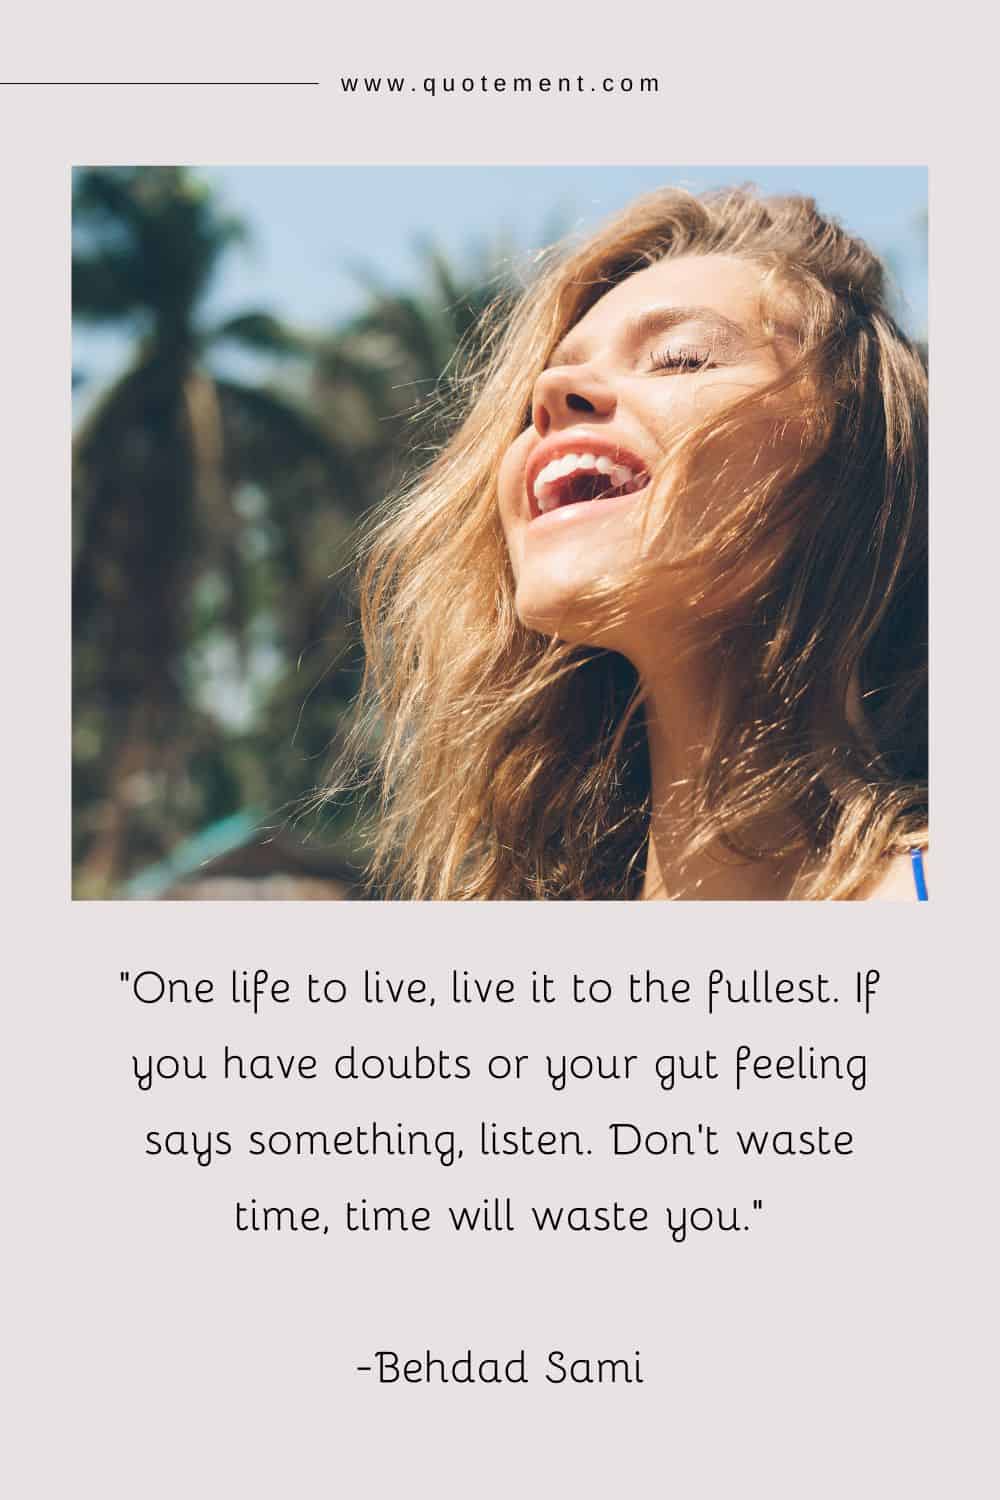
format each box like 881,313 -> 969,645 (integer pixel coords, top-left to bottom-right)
340,74 -> 661,97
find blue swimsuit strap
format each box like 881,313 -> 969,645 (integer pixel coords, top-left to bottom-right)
909,847 -> 928,901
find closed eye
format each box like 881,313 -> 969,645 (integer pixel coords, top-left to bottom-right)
648,345 -> 715,373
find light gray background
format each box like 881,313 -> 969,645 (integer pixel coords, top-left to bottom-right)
4,4 -> 994,1496
22,907 -> 987,1499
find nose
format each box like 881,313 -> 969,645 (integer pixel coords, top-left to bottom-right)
532,362 -> 616,437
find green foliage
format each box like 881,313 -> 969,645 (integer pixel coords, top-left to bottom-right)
72,168 -> 518,895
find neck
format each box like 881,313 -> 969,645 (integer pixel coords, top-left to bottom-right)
636,651 -> 804,901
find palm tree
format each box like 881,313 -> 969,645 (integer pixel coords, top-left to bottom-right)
73,173 -> 528,897
311,239 -> 520,513
72,167 -> 357,893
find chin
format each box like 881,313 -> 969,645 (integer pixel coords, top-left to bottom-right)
516,570 -> 593,639
514,542 -> 620,627
514,580 -> 635,654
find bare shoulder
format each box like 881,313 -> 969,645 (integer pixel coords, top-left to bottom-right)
859,844 -> 929,902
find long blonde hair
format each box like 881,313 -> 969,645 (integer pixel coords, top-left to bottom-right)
330,186 -> 927,899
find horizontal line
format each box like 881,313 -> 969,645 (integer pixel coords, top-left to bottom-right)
0,81 -> 320,86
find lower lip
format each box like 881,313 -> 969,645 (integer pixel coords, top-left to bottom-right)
527,483 -> 650,533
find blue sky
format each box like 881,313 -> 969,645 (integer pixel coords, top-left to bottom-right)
74,166 -> 927,396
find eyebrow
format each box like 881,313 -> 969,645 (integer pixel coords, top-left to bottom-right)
549,303 -> 750,367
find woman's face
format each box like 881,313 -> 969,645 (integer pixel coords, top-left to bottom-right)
498,252 -> 798,655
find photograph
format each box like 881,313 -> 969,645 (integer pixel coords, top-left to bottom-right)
72,165 -> 928,901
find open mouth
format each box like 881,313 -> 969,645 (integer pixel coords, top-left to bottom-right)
529,450 -> 649,518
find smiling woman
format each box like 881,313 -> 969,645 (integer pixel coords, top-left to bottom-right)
330,186 -> 928,901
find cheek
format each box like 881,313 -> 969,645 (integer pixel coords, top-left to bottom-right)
642,373 -> 735,437
497,435 -> 532,574
659,374 -> 804,514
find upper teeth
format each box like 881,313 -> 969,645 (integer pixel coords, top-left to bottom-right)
533,452 -> 641,512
